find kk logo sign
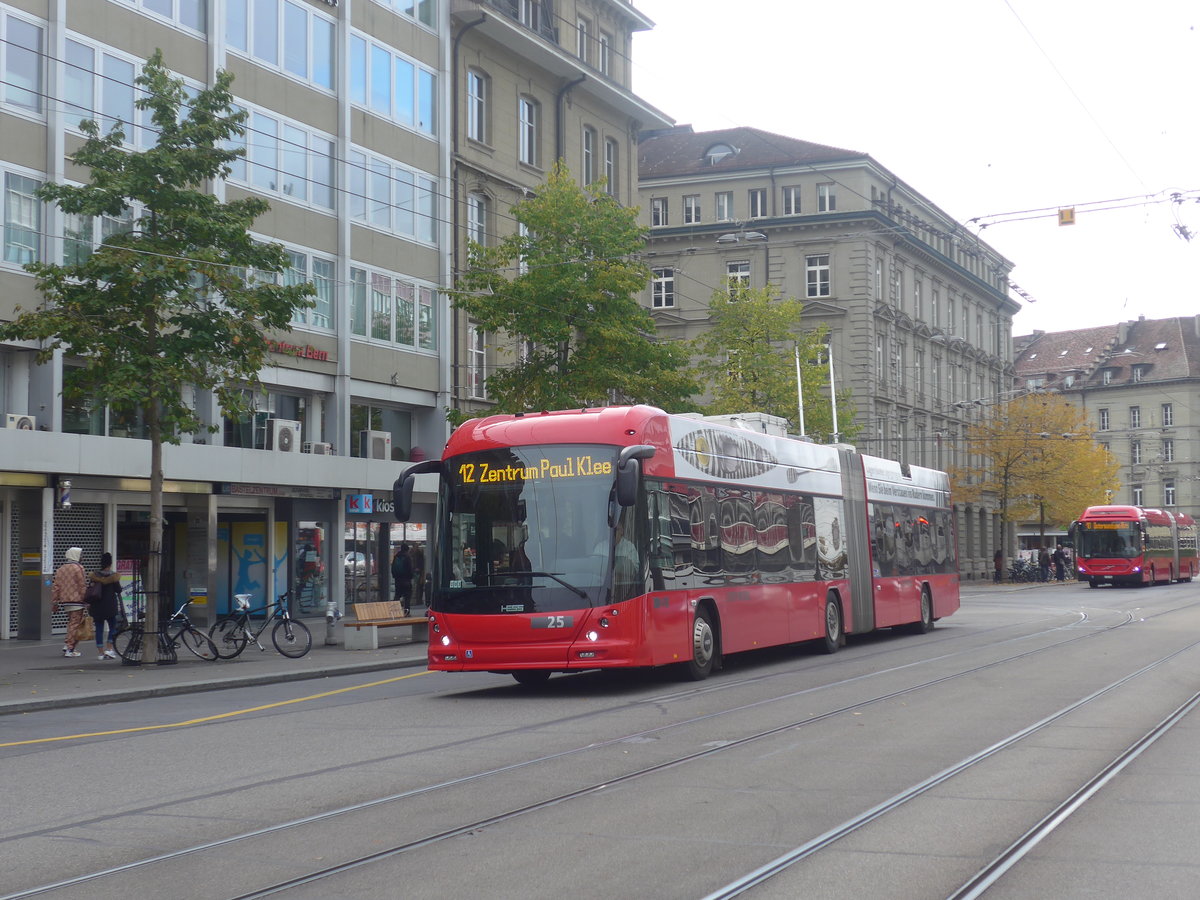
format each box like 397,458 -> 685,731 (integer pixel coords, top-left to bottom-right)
346,494 -> 374,514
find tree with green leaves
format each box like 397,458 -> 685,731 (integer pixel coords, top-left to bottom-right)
951,393 -> 1119,552
688,285 -> 855,442
0,51 -> 313,661
452,161 -> 696,417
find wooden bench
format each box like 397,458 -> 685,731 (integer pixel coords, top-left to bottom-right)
344,601 -> 428,649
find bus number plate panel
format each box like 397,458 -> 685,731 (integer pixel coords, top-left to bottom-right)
532,616 -> 574,629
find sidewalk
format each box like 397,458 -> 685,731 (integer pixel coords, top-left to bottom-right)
0,620 -> 428,717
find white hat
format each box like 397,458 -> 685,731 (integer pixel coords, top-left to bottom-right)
65,547 -> 82,562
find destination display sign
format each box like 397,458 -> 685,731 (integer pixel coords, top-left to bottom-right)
456,452 -> 614,484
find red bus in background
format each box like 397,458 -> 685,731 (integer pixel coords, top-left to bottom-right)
1070,505 -> 1198,587
394,406 -> 959,685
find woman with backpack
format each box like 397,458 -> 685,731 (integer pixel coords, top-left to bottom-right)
89,552 -> 123,660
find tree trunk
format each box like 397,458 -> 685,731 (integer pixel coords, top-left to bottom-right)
144,400 -> 163,664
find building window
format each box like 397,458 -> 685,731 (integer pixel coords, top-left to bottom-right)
349,265 -> 436,350
1102,368 -> 1113,384
805,254 -> 830,298
1162,402 -> 1173,427
519,0 -> 542,31
1132,364 -> 1147,382
914,280 -> 923,320
876,334 -> 885,383
748,188 -> 767,219
598,32 -> 612,76
576,17 -> 590,63
467,323 -> 487,399
1163,438 -> 1174,462
1132,484 -> 1144,506
230,108 -> 336,210
782,186 -> 801,215
518,96 -> 540,166
347,148 -> 438,243
715,191 -> 733,222
2,13 -> 44,114
1131,441 -> 1142,465
466,69 -> 488,143
705,143 -> 736,165
1098,408 -> 1109,431
370,0 -> 437,27
582,126 -> 596,184
931,356 -> 941,402
932,290 -> 940,327
726,260 -> 749,296
349,33 -> 437,132
1129,406 -> 1141,429
651,197 -> 668,228
3,172 -> 41,264
228,0 -> 335,91
285,249 -> 334,331
818,183 -> 836,212
466,192 -> 488,246
651,267 -> 675,308
604,138 -> 618,195
1165,480 -> 1176,506
684,194 -> 701,224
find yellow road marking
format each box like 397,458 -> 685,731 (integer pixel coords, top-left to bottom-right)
0,670 -> 433,748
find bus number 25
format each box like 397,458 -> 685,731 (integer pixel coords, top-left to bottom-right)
533,615 -> 573,629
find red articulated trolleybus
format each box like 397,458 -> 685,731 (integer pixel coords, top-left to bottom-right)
393,406 -> 959,685
1069,505 -> 1198,588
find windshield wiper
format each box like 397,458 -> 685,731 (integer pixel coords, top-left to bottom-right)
484,570 -> 588,599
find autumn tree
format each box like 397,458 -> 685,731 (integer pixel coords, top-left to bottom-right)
0,52 -> 313,661
688,285 -> 855,442
951,393 -> 1119,550
452,161 -> 696,416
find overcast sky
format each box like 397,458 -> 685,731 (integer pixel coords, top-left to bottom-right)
631,0 -> 1197,338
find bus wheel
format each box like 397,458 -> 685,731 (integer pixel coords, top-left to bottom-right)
1088,578 -> 1098,589
908,587 -> 934,634
512,670 -> 551,686
687,609 -> 716,680
822,595 -> 843,654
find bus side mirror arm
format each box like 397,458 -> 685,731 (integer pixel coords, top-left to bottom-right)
616,445 -> 656,507
393,459 -> 444,521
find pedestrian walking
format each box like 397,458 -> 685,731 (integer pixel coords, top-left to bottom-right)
1052,544 -> 1067,582
993,549 -> 1003,584
89,552 -> 123,660
1038,547 -> 1051,583
391,544 -> 413,615
52,547 -> 88,657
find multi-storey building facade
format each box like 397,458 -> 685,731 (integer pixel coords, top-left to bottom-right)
1014,316 -> 1200,523
0,0 -> 667,640
448,0 -> 670,417
637,125 -> 1021,578
1,0 -> 455,639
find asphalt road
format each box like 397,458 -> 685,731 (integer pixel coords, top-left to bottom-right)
4,579 -> 1200,899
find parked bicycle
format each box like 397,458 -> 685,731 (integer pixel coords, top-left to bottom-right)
113,599 -> 219,664
208,592 -> 312,659
1007,558 -> 1036,583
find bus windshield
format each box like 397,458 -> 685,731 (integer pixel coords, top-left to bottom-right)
1075,521 -> 1141,559
435,444 -> 632,614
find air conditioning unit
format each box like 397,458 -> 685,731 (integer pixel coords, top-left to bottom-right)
5,414 -> 36,430
361,429 -> 392,460
268,418 -> 301,452
303,441 -> 333,455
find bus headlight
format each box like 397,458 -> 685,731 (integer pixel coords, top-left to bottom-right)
441,635 -> 451,646
586,631 -> 599,642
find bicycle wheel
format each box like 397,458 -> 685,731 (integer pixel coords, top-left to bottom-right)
272,618 -> 312,658
113,624 -> 142,664
175,626 -> 219,662
209,617 -> 249,659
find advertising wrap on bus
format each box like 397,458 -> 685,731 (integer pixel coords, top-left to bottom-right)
393,406 -> 960,686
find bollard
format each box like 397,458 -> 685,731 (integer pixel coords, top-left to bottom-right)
325,595 -> 341,645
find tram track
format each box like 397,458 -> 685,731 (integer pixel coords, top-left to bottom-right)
5,595 -> 1192,900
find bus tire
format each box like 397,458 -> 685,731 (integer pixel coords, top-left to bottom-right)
686,609 -> 716,680
822,594 -> 843,654
907,587 -> 934,634
512,670 -> 551,686
1088,578 -> 1098,588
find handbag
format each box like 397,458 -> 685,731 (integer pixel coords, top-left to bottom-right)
77,614 -> 95,642
84,581 -> 103,605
